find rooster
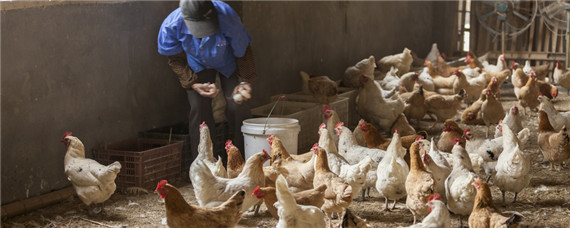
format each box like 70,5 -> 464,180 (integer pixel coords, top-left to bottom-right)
155,180 -> 244,228
62,132 -> 121,214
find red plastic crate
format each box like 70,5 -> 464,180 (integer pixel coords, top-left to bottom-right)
93,138 -> 183,190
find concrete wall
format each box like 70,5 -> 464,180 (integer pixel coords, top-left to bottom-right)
242,1 -> 457,106
1,1 -> 186,204
1,1 -> 457,204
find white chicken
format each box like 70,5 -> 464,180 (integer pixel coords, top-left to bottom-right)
482,53 -> 507,73
523,60 -> 532,75
318,123 -> 345,175
420,139 -> 451,202
494,105 -> 523,138
357,75 -> 405,132
62,132 -> 121,214
339,157 -> 373,199
335,122 -> 385,164
274,175 -> 327,228
191,151 -> 268,210
343,56 -> 376,88
323,106 -> 341,147
539,95 -> 570,131
380,67 -> 402,91
377,47 -> 413,75
494,123 -> 531,204
399,194 -> 451,228
375,130 -> 409,211
461,67 -> 482,80
335,123 -> 382,198
418,67 -> 436,91
445,139 -> 478,227
463,70 -> 487,104
467,127 -> 531,178
189,122 -> 227,180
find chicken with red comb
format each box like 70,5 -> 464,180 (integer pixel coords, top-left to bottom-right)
226,140 -> 244,178
62,132 -> 121,214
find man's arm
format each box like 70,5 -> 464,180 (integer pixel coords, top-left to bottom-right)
235,45 -> 256,83
167,53 -> 198,89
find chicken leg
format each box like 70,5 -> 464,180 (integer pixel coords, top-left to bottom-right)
390,200 -> 397,210
512,192 -> 518,203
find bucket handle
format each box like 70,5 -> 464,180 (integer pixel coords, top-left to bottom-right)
263,96 -> 286,134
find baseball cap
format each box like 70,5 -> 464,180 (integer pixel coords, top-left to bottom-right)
180,0 -> 219,38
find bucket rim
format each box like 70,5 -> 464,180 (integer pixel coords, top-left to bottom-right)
242,117 -> 299,126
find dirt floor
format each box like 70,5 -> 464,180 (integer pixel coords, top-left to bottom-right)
3,83 -> 570,228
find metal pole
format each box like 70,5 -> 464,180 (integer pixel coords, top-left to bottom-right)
566,10 -> 569,67
502,20 -> 506,55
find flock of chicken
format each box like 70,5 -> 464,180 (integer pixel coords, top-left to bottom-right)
60,45 -> 570,228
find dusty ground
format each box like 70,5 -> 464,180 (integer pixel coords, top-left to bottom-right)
3,83 -> 570,228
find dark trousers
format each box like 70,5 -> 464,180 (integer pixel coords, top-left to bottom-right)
187,69 -> 250,166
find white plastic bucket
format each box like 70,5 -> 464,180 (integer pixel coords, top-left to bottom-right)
241,117 -> 301,166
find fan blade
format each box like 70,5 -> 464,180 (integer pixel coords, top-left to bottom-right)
480,11 -> 496,20
512,11 -> 529,21
540,2 -> 563,18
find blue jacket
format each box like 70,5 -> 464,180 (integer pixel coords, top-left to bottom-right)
158,1 -> 252,77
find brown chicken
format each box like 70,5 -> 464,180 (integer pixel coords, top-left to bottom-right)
432,70 -> 469,95
425,89 -> 466,130
483,69 -> 510,87
425,59 -> 440,77
226,140 -> 244,178
360,121 -> 427,151
537,81 -> 558,100
467,50 -> 485,69
339,209 -> 369,228
405,141 -> 436,224
437,119 -> 465,152
268,134 -> 311,165
517,71 -> 540,116
360,121 -> 427,166
485,76 -> 501,98
481,89 -> 506,138
437,53 -> 462,77
512,66 -> 558,99
390,113 -> 417,137
155,180 -> 245,228
300,71 -> 338,104
403,85 -> 427,127
538,111 -> 570,170
252,184 -> 328,219
313,146 -> 353,225
461,91 -> 486,125
468,177 -> 522,228
530,62 -> 550,81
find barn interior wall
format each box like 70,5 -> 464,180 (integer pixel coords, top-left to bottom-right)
1,1 -> 457,204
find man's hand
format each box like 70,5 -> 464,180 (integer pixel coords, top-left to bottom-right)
191,82 -> 219,98
232,82 -> 252,104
